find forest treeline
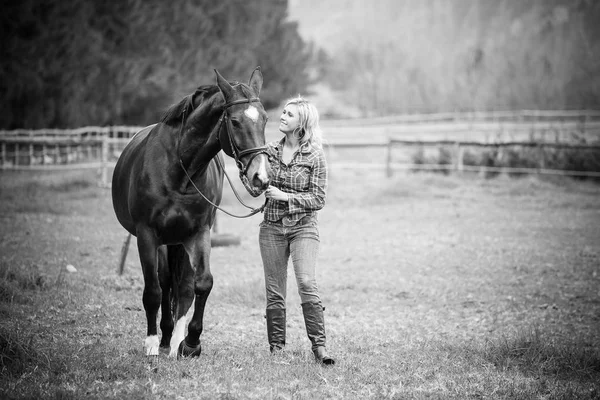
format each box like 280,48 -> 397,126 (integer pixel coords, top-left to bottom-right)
3,0 -> 600,128
1,0 -> 310,129
302,0 -> 600,117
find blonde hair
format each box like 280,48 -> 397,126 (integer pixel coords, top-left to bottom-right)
284,96 -> 323,149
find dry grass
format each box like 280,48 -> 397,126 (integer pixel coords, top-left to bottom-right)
0,168 -> 599,399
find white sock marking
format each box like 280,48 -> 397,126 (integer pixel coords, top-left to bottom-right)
169,315 -> 188,358
144,335 -> 159,356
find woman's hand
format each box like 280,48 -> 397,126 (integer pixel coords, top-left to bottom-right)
265,185 -> 289,202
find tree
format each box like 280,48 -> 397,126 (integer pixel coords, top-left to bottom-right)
0,0 -> 311,128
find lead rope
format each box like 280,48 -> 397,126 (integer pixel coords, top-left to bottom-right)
214,154 -> 256,211
177,107 -> 266,219
179,158 -> 266,218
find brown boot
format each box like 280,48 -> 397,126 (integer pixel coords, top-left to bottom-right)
266,308 -> 286,353
301,302 -> 335,365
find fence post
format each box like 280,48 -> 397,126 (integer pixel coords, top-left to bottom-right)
29,132 -> 34,166
454,142 -> 463,173
385,139 -> 393,178
101,132 -> 109,186
1,142 -> 5,168
538,143 -> 545,171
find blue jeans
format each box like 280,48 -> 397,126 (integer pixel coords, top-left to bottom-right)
259,216 -> 321,309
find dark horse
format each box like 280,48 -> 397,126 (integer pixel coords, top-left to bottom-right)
112,68 -> 270,358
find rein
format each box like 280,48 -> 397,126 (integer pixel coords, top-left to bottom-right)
177,97 -> 268,219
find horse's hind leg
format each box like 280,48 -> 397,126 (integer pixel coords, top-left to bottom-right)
136,226 -> 162,357
178,229 -> 213,358
158,245 -> 174,350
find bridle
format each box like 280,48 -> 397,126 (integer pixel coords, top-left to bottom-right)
218,98 -> 269,177
177,95 -> 269,218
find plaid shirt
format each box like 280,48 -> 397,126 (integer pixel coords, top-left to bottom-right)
263,138 -> 328,226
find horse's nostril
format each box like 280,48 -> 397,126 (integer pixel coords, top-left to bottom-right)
253,174 -> 262,188
253,173 -> 269,191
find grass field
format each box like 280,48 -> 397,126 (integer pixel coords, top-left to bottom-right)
1,167 -> 599,399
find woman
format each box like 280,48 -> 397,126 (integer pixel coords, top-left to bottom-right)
259,96 -> 335,365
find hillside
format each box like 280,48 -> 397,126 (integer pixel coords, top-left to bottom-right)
287,0 -> 600,116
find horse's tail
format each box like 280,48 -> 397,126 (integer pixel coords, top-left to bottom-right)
166,244 -> 188,317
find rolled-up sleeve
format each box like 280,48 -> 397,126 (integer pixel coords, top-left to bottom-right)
287,150 -> 327,213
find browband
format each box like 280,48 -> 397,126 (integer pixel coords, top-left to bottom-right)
224,98 -> 260,108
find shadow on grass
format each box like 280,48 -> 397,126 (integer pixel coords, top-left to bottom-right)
479,329 -> 600,383
0,323 -> 153,399
0,326 -> 36,378
0,260 -> 153,398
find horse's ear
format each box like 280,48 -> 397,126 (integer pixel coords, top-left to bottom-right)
248,67 -> 263,96
215,69 -> 233,100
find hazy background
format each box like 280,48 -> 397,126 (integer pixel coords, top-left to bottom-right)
2,0 -> 599,128
290,0 -> 600,117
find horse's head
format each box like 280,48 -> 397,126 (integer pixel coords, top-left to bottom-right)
215,67 -> 271,197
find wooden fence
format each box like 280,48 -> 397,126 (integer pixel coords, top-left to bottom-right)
1,110 -> 599,184
0,126 -> 141,185
320,140 -> 600,178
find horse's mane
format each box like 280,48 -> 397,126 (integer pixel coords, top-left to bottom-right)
160,85 -> 217,125
160,81 -> 254,125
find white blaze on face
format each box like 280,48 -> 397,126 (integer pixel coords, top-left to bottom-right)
244,105 -> 259,122
242,104 -> 268,190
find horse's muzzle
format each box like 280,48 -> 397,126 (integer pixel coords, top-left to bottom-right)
240,152 -> 270,197
252,172 -> 270,192
240,172 -> 268,197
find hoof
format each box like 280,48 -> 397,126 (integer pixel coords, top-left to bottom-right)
145,335 -> 160,356
159,338 -> 171,355
178,340 -> 201,359
160,336 -> 171,349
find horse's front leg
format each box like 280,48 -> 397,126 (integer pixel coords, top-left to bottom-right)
178,228 -> 213,358
136,226 -> 162,357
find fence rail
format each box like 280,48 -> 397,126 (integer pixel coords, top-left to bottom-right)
1,110 -> 599,183
319,109 -> 600,126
